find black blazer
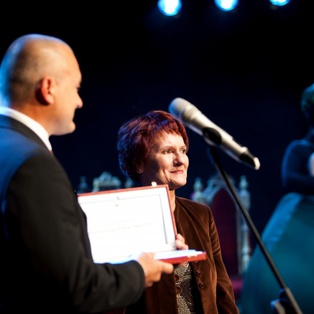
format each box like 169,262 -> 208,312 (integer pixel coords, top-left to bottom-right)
0,115 -> 144,314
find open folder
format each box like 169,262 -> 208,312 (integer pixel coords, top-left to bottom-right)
78,184 -> 206,264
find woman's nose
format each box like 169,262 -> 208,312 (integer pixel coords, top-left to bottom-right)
173,152 -> 184,164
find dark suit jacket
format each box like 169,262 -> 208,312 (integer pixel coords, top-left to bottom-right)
0,115 -> 144,314
124,197 -> 239,314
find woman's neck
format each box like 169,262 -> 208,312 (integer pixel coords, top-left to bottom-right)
168,189 -> 176,212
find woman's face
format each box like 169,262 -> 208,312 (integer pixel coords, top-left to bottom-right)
139,132 -> 189,190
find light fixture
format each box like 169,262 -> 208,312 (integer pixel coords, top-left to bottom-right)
269,0 -> 290,6
214,0 -> 239,12
157,0 -> 182,16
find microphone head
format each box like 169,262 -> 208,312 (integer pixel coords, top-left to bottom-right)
168,97 -> 207,138
168,97 -> 192,121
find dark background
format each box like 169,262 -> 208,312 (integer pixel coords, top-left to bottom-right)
1,0 -> 313,239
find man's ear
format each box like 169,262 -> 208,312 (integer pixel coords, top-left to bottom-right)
35,77 -> 54,105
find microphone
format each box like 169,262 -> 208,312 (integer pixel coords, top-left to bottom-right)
168,97 -> 260,170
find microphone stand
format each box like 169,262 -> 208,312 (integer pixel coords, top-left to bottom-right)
207,146 -> 303,314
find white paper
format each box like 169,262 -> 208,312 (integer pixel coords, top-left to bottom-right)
78,185 -> 177,263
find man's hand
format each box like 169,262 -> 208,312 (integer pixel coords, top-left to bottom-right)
135,233 -> 188,287
136,252 -> 174,287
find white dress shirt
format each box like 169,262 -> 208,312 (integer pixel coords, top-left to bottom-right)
0,106 -> 52,151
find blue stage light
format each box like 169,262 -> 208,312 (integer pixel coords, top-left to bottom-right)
158,0 -> 182,16
214,0 -> 239,12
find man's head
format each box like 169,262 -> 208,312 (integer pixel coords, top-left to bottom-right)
0,34 -> 83,135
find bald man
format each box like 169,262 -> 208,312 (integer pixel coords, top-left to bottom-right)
0,34 -> 180,314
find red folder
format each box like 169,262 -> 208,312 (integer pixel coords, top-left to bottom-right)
78,184 -> 206,264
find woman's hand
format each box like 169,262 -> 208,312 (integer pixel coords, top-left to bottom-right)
175,233 -> 189,250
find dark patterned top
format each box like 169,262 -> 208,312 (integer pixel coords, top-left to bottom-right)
174,262 -> 203,313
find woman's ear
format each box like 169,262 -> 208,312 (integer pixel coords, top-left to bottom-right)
136,163 -> 144,174
136,167 -> 143,174
35,76 -> 54,105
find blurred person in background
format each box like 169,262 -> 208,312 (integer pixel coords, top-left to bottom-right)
281,82 -> 314,193
241,83 -> 314,314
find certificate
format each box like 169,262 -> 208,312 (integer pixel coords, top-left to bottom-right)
78,184 -> 206,264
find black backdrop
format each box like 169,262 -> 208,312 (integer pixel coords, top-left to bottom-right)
1,0 -> 313,238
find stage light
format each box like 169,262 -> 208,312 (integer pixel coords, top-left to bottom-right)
214,0 -> 239,12
157,0 -> 182,16
269,0 -> 290,6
